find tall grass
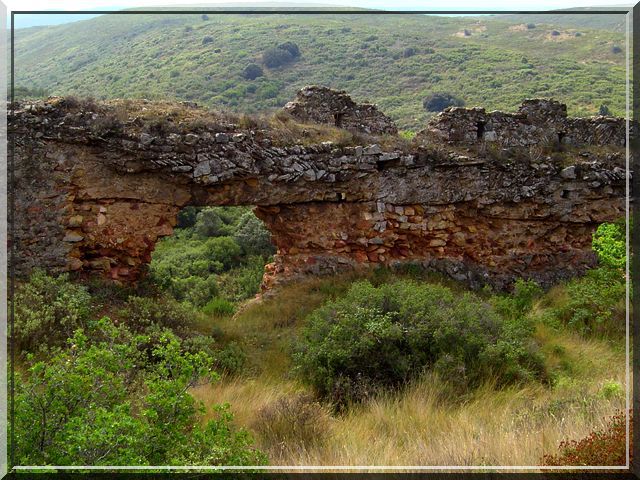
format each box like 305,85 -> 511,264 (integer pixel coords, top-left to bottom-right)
188,272 -> 626,467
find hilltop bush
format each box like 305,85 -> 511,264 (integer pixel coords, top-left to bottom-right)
277,41 -> 300,58
242,63 -> 264,80
262,47 -> 294,68
294,280 -> 546,406
423,92 -> 465,112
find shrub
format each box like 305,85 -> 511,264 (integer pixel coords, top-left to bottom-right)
526,23 -> 536,29
593,219 -> 626,269
294,280 -> 546,406
177,206 -> 198,229
277,41 -> 300,58
551,30 -> 561,36
13,317 -> 266,466
217,256 -> 267,302
203,297 -> 236,316
234,212 -> 275,257
402,47 -> 417,58
253,394 -> 330,452
202,35 -> 214,45
491,279 -> 543,320
118,295 -> 194,332
14,270 -> 92,353
262,47 -> 294,68
612,45 -> 622,54
553,267 -> 625,337
542,411 -> 628,466
201,14 -> 209,20
598,104 -> 611,116
242,63 -> 264,80
211,341 -> 246,375
423,92 -> 465,112
575,31 -> 582,37
194,208 -> 226,237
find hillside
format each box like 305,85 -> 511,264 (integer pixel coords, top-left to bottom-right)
13,12 -> 627,131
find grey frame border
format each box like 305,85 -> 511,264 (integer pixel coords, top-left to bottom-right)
4,3 -> 637,477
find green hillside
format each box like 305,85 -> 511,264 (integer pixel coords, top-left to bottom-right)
13,12 -> 627,130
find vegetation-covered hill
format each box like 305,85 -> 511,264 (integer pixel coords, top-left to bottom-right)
13,11 -> 626,130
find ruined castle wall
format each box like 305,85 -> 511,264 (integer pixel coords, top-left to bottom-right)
10,96 -> 628,289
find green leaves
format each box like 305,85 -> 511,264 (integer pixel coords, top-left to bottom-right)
13,317 -> 265,466
294,280 -> 546,406
592,218 -> 627,270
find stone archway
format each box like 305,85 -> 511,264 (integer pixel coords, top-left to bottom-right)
10,89 -> 627,290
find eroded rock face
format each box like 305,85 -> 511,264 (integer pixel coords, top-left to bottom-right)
10,93 -> 628,290
282,85 -> 398,135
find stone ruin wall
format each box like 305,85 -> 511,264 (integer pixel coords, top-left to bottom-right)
9,89 -> 629,291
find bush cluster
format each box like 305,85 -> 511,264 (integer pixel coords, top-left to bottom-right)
261,42 -> 300,68
294,280 -> 546,406
150,207 -> 274,308
13,317 -> 265,466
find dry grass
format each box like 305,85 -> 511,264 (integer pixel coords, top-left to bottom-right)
190,275 -> 627,467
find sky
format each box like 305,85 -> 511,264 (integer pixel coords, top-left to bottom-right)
3,1 -> 632,28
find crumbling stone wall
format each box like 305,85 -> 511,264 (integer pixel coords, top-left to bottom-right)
9,92 -> 628,290
282,85 -> 398,135
417,99 -> 626,148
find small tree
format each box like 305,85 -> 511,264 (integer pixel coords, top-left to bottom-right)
201,14 -> 209,21
550,30 -> 561,36
423,92 -> 465,112
242,63 -> 264,80
612,45 -> 622,54
526,23 -> 536,29
598,104 -> 612,116
202,35 -> 214,45
234,212 -> 275,257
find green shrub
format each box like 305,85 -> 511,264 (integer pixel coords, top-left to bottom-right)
217,256 -> 267,302
553,267 -> 626,337
13,317 -> 265,466
294,280 -> 546,406
14,270 -> 92,353
422,92 -> 465,112
592,219 -> 626,270
262,47 -> 294,68
277,41 -> 300,58
211,341 -> 246,375
234,211 -> 275,257
491,279 -> 543,320
242,63 -> 264,80
203,297 -> 236,316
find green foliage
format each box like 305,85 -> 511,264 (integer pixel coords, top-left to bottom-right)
491,279 -> 543,320
14,270 -> 92,353
552,267 -> 626,337
598,104 -> 611,116
13,317 -> 266,466
277,41 -> 301,58
150,207 -> 272,306
203,297 -> 236,316
242,63 -> 264,80
423,92 -> 465,112
262,47 -> 294,68
592,218 -> 627,270
294,280 -> 546,406
234,211 -> 276,257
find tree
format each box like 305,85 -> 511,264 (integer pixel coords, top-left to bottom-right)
194,208 -> 224,237
422,92 -> 465,112
242,63 -> 264,80
234,212 -> 275,257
